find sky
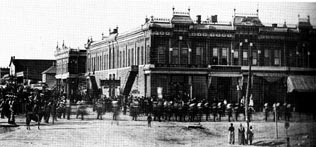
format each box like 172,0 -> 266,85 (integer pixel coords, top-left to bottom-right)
0,0 -> 316,67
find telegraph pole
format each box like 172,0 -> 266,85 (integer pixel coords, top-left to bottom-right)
245,41 -> 253,143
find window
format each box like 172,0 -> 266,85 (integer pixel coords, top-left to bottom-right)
213,48 -> 218,57
234,51 -> 239,58
196,47 -> 202,64
243,51 -> 248,59
264,49 -> 269,58
274,50 -> 280,65
103,53 -> 107,69
180,48 -> 188,64
119,51 -> 122,68
123,51 -> 125,67
252,51 -> 257,65
221,48 -> 228,65
157,46 -> 165,64
141,46 -> 144,65
131,48 -> 134,65
128,49 -> 130,66
99,56 -> 101,70
196,47 -> 201,55
222,48 -> 227,57
137,47 -> 140,65
243,51 -> 248,65
172,47 -> 179,64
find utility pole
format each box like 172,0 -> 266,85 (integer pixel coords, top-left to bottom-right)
245,41 -> 253,143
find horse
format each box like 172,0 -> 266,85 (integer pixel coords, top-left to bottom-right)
26,100 -> 45,130
130,100 -> 139,121
153,100 -> 163,122
96,99 -> 105,120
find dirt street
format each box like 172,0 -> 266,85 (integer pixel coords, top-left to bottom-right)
1,111 -> 315,147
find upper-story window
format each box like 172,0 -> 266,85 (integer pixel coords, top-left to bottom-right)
180,47 -> 188,64
141,46 -> 144,65
243,50 -> 248,65
123,51 -> 125,67
196,47 -> 202,65
212,48 -> 218,65
172,47 -> 179,64
157,46 -> 166,64
264,49 -> 269,58
131,48 -> 134,65
274,49 -> 280,65
222,48 -> 228,65
128,49 -> 131,66
252,51 -> 257,65
137,47 -> 140,65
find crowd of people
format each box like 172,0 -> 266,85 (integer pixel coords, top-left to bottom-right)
124,95 -> 295,123
0,82 -> 301,131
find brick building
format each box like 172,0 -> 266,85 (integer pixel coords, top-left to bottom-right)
54,42 -> 86,100
86,8 -> 316,112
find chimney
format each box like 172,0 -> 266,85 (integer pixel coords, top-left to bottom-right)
196,15 -> 201,24
145,16 -> 150,23
283,21 -> 287,28
211,15 -> 218,24
307,15 -> 310,22
272,23 -> 277,28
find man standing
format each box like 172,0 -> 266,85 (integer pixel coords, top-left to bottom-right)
147,114 -> 152,127
238,123 -> 245,145
263,103 -> 269,121
65,98 -> 71,120
227,103 -> 233,122
228,123 -> 235,144
247,126 -> 254,145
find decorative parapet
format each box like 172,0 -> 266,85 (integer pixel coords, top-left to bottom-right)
173,11 -> 190,16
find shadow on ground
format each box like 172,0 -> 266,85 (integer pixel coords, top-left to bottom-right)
252,140 -> 285,146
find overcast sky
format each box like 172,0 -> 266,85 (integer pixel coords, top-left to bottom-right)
0,0 -> 316,67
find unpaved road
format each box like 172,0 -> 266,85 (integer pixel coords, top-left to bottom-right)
1,113 -> 315,147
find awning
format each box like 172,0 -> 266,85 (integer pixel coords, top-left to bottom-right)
209,72 -> 242,77
287,76 -> 316,93
254,72 -> 286,83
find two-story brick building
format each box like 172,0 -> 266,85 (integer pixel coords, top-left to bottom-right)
55,42 -> 86,100
85,8 -> 316,112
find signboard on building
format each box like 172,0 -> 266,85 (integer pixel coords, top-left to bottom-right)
100,79 -> 120,88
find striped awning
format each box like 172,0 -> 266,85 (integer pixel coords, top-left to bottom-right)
287,76 -> 316,93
